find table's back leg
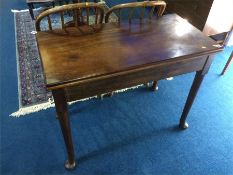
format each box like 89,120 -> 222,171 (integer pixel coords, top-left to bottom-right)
179,55 -> 213,129
152,80 -> 158,91
52,89 -> 76,169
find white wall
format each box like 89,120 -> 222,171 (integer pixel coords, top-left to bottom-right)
203,0 -> 233,36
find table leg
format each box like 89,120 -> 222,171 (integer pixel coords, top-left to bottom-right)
179,71 -> 204,129
52,89 -> 76,169
152,80 -> 158,91
27,3 -> 35,20
221,51 -> 233,75
179,55 -> 213,129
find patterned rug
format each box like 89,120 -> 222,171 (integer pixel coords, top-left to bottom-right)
11,4 -> 119,117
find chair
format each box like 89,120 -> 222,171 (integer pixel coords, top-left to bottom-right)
221,50 -> 233,75
105,1 -> 166,91
209,25 -> 233,75
35,2 -> 104,31
220,28 -> 233,75
35,2 -> 105,100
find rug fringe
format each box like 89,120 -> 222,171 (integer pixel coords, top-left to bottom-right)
10,101 -> 55,117
11,9 -> 30,13
115,84 -> 144,93
10,84 -> 144,117
11,7 -> 44,13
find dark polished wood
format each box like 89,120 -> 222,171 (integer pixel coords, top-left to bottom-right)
105,1 -> 167,92
152,80 -> 158,91
35,3 -> 104,169
164,0 -> 213,30
179,55 -> 214,129
36,14 -> 223,169
36,15 -> 221,89
164,0 -> 233,36
52,89 -> 76,169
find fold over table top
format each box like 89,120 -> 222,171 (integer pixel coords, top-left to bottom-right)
36,14 -> 221,89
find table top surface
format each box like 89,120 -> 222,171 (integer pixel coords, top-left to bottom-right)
36,14 -> 221,89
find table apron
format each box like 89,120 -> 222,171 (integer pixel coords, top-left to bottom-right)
64,55 -> 208,102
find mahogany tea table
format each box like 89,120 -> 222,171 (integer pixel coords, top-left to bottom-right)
36,14 -> 223,169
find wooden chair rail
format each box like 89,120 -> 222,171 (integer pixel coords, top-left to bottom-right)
105,1 -> 167,23
35,2 -> 105,31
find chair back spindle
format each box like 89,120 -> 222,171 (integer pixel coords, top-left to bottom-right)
60,12 -> 65,29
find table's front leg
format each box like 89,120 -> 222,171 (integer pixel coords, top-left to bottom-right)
179,55 -> 213,129
179,71 -> 204,129
52,89 -> 76,169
